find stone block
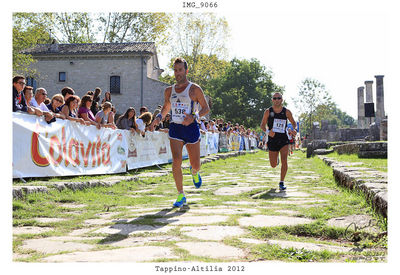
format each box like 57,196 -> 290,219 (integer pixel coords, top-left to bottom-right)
358,150 -> 387,159
313,149 -> 334,155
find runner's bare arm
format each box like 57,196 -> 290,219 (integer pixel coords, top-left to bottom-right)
193,84 -> 209,118
160,87 -> 172,118
286,109 -> 297,135
260,109 -> 269,132
182,84 -> 210,126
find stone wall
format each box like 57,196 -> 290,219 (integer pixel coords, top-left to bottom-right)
332,143 -> 362,155
332,142 -> 387,159
339,128 -> 369,141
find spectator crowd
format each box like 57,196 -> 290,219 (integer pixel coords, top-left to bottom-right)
13,75 -> 262,146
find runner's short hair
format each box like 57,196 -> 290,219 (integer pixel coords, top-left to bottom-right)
174,57 -> 188,70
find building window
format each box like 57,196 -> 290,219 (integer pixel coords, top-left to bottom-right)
110,76 -> 120,93
26,77 -> 37,90
59,72 -> 66,82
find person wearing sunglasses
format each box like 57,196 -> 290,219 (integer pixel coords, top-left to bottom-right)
30,88 -> 55,123
47,94 -> 67,119
260,92 -> 297,191
12,75 -> 35,114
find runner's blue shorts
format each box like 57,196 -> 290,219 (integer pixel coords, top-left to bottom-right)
169,122 -> 200,144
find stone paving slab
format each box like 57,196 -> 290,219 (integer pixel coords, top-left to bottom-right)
252,190 -> 311,199
93,224 -> 175,235
102,235 -> 181,247
176,242 -> 245,259
238,215 -> 314,227
327,215 -> 380,233
214,186 -> 268,196
21,238 -> 95,254
68,228 -> 97,236
84,218 -> 115,226
155,215 -> 228,225
180,226 -> 246,240
42,246 -> 178,262
13,226 -> 54,235
273,210 -> 301,216
188,207 -> 260,215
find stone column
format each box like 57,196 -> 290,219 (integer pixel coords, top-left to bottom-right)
364,80 -> 374,124
364,80 -> 374,102
357,86 -> 366,128
375,75 -> 385,122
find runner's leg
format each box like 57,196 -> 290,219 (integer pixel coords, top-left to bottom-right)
279,145 -> 289,181
269,150 -> 279,168
186,141 -> 201,174
170,138 -> 185,193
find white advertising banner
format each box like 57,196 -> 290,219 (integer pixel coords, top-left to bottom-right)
206,132 -> 219,155
13,113 -> 251,179
13,112 -> 128,178
126,131 -> 209,170
125,130 -> 172,170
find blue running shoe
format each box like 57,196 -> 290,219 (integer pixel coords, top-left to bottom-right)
190,166 -> 202,188
173,193 -> 187,208
279,181 -> 286,191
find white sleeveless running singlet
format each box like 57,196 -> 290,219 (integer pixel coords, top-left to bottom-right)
170,82 -> 193,124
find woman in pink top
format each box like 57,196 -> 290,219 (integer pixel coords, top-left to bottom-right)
78,95 -> 100,129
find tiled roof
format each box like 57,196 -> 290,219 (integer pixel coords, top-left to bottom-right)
22,42 -> 156,55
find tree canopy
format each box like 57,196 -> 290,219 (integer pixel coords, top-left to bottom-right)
208,58 -> 284,128
293,78 -> 355,136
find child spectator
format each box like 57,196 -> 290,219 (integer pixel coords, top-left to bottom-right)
139,106 -> 148,115
136,111 -> 152,137
101,91 -> 112,104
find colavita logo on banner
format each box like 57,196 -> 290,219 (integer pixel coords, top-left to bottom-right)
13,112 -> 127,178
31,126 -> 111,168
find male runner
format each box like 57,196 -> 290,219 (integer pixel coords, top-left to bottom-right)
260,92 -> 297,191
150,58 -> 210,207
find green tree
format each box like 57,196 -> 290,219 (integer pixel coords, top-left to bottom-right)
160,54 -> 229,91
293,78 -> 334,135
97,12 -> 171,45
12,13 -> 52,76
208,58 -> 284,128
161,13 -> 230,87
49,12 -> 95,43
293,78 -> 356,136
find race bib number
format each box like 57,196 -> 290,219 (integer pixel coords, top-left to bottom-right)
272,118 -> 286,133
172,102 -> 190,122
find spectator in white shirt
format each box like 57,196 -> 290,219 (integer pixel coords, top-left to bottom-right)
135,111 -> 152,137
30,88 -> 54,123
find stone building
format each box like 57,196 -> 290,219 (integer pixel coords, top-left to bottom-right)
22,42 -> 169,115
